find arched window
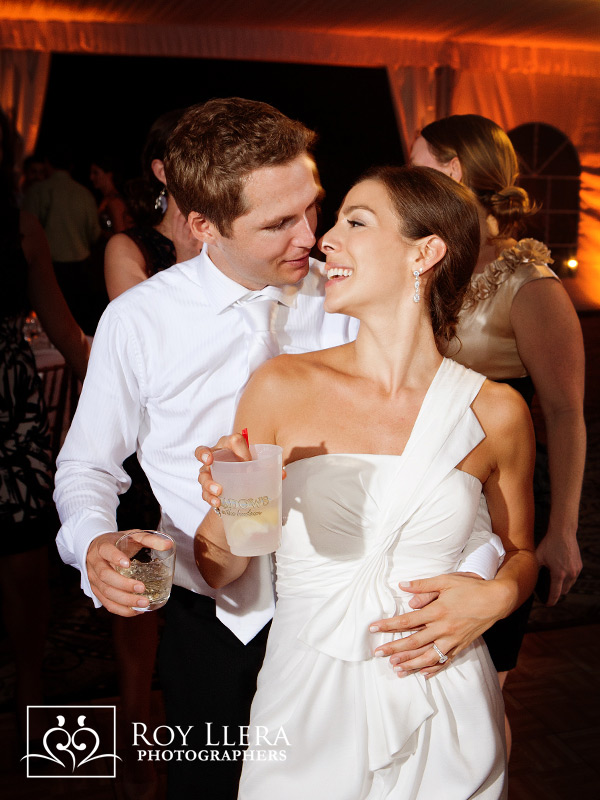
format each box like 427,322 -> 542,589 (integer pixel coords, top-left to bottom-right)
508,123 -> 580,276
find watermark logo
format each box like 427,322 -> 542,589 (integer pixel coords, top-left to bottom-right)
131,723 -> 290,763
22,706 -> 121,778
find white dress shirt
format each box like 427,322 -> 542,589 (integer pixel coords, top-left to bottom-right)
55,247 -> 502,644
55,249 -> 358,642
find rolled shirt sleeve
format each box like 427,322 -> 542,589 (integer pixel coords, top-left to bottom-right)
457,493 -> 506,579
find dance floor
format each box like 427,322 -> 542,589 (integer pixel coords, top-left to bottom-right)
505,623 -> 600,799
1,313 -> 599,798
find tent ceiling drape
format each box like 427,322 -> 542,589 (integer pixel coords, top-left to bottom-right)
2,0 -> 600,306
2,1 -> 600,78
2,0 -> 600,52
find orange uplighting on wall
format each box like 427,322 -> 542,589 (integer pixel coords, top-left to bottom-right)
1,2 -> 124,23
567,154 -> 600,310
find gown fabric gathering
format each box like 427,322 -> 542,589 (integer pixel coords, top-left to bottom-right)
238,358 -> 507,800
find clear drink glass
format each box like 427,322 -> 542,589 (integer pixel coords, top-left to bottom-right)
114,530 -> 176,611
211,444 -> 282,557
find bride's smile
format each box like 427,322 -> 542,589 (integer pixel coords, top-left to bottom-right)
325,266 -> 353,280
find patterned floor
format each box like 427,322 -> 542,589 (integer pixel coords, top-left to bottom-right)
505,623 -> 600,799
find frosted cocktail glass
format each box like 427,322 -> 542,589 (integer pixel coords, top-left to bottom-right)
211,444 -> 282,557
114,530 -> 176,611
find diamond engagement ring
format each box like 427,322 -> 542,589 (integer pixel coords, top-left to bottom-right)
432,643 -> 448,664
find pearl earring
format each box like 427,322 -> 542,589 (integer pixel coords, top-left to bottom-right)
413,269 -> 422,303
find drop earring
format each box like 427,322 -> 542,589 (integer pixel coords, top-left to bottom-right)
413,268 -> 422,303
154,186 -> 167,213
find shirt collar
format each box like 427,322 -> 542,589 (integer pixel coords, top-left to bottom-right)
190,246 -> 299,313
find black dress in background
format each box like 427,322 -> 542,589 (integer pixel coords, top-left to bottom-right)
123,226 -> 176,278
0,209 -> 55,554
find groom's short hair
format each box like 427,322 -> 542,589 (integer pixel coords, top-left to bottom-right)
164,97 -> 317,236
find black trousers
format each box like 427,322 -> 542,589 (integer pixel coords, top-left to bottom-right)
157,587 -> 270,800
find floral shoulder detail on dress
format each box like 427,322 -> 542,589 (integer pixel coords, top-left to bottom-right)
462,238 -> 553,310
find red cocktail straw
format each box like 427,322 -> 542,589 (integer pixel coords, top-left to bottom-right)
241,428 -> 249,447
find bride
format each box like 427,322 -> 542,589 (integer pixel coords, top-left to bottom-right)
195,166 -> 537,798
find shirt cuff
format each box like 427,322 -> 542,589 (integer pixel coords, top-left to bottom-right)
457,534 -> 506,580
56,509 -> 119,608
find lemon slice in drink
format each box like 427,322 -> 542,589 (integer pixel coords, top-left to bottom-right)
228,517 -> 269,546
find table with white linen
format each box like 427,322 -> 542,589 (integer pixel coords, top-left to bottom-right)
31,333 -> 86,460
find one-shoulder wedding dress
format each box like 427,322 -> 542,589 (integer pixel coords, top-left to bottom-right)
238,359 -> 506,799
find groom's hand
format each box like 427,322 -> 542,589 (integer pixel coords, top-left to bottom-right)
369,572 -> 505,677
86,531 -> 151,616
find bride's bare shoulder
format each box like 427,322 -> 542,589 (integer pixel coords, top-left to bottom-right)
256,344 -> 349,379
241,345 -> 349,402
472,378 -> 533,441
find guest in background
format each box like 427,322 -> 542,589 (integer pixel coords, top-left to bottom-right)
411,113 -> 586,754
90,155 -> 132,236
104,108 -> 200,300
19,153 -> 47,199
0,107 -> 89,746
22,145 -> 102,334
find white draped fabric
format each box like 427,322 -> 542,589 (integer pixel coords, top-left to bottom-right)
386,66 -> 437,161
0,48 -> 49,155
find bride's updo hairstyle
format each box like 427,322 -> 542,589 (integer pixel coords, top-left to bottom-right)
359,165 -> 480,345
420,114 -> 535,238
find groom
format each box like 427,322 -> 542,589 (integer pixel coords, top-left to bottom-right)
55,98 -> 507,799
55,98 -> 358,798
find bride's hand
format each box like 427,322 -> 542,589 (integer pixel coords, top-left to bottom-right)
195,433 -> 251,509
369,572 -> 504,677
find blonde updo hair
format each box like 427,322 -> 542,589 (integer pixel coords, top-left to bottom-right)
420,114 -> 536,238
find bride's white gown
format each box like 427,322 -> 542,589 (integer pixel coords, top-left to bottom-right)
238,359 -> 507,799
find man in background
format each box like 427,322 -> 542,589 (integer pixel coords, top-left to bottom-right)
23,147 -> 102,333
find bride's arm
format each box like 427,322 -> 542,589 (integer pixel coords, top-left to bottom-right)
370,384 -> 538,675
476,388 -> 539,608
194,467 -> 251,589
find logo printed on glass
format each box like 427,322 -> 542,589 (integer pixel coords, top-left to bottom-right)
220,495 -> 271,514
211,443 -> 283,556
22,705 -> 121,778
